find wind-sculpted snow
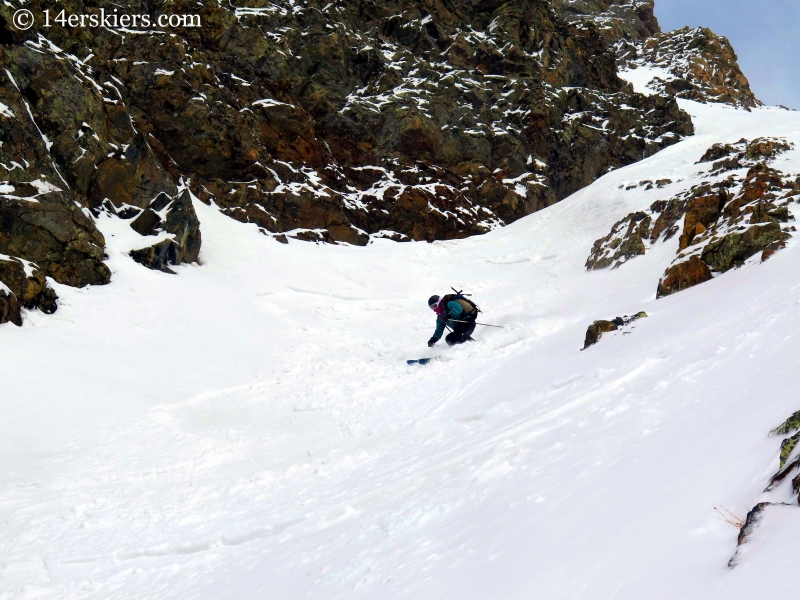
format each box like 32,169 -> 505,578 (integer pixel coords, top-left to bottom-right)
2,100 -> 800,598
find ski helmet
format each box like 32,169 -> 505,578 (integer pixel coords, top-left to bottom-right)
428,295 -> 440,307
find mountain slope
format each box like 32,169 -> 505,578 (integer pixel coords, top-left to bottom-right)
2,0 -> 770,330
1,98 -> 799,598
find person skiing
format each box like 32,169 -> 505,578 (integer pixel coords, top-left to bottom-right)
427,292 -> 479,347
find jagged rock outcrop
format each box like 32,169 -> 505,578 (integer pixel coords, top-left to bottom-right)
0,182 -> 110,287
555,4 -> 760,111
0,0 -> 694,252
765,411 -> 800,499
0,24 -> 202,323
773,410 -> 800,437
617,27 -> 761,109
727,502 -> 777,569
587,141 -> 798,297
698,137 -> 792,174
585,211 -> 652,270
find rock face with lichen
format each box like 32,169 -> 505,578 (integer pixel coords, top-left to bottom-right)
587,139 -> 798,298
0,71 -> 111,291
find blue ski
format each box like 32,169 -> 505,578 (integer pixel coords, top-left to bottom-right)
407,358 -> 436,365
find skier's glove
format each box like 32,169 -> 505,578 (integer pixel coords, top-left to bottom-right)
428,337 -> 437,347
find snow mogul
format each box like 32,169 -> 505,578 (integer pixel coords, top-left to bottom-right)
427,291 -> 480,347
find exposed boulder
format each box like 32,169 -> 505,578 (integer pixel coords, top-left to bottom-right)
656,256 -> 713,298
0,256 -> 58,326
586,195 -> 689,270
0,189 -> 110,288
129,190 -> 201,273
765,415 -> 800,497
130,240 -> 184,275
701,222 -> 789,272
779,433 -> 800,470
326,225 -> 369,246
649,198 -> 686,242
582,320 -> 618,349
698,138 -> 793,175
727,502 -> 776,569
699,143 -> 740,164
678,193 -> 726,250
161,190 -> 202,263
582,311 -> 648,349
0,288 -> 18,326
772,410 -> 800,436
746,138 -> 793,161
130,208 -> 163,237
728,410 -> 800,568
586,212 -> 651,270
737,503 -> 772,546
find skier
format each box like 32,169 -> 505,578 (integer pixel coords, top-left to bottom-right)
427,292 -> 479,347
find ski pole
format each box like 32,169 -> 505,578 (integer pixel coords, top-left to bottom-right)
449,319 -> 505,329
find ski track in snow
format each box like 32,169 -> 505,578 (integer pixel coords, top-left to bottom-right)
2,101 -> 800,598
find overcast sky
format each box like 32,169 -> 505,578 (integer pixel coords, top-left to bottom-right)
655,0 -> 800,108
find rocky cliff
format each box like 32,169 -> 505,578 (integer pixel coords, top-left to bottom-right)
0,0 -> 761,324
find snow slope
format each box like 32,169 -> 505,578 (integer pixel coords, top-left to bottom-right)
2,101 -> 800,598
